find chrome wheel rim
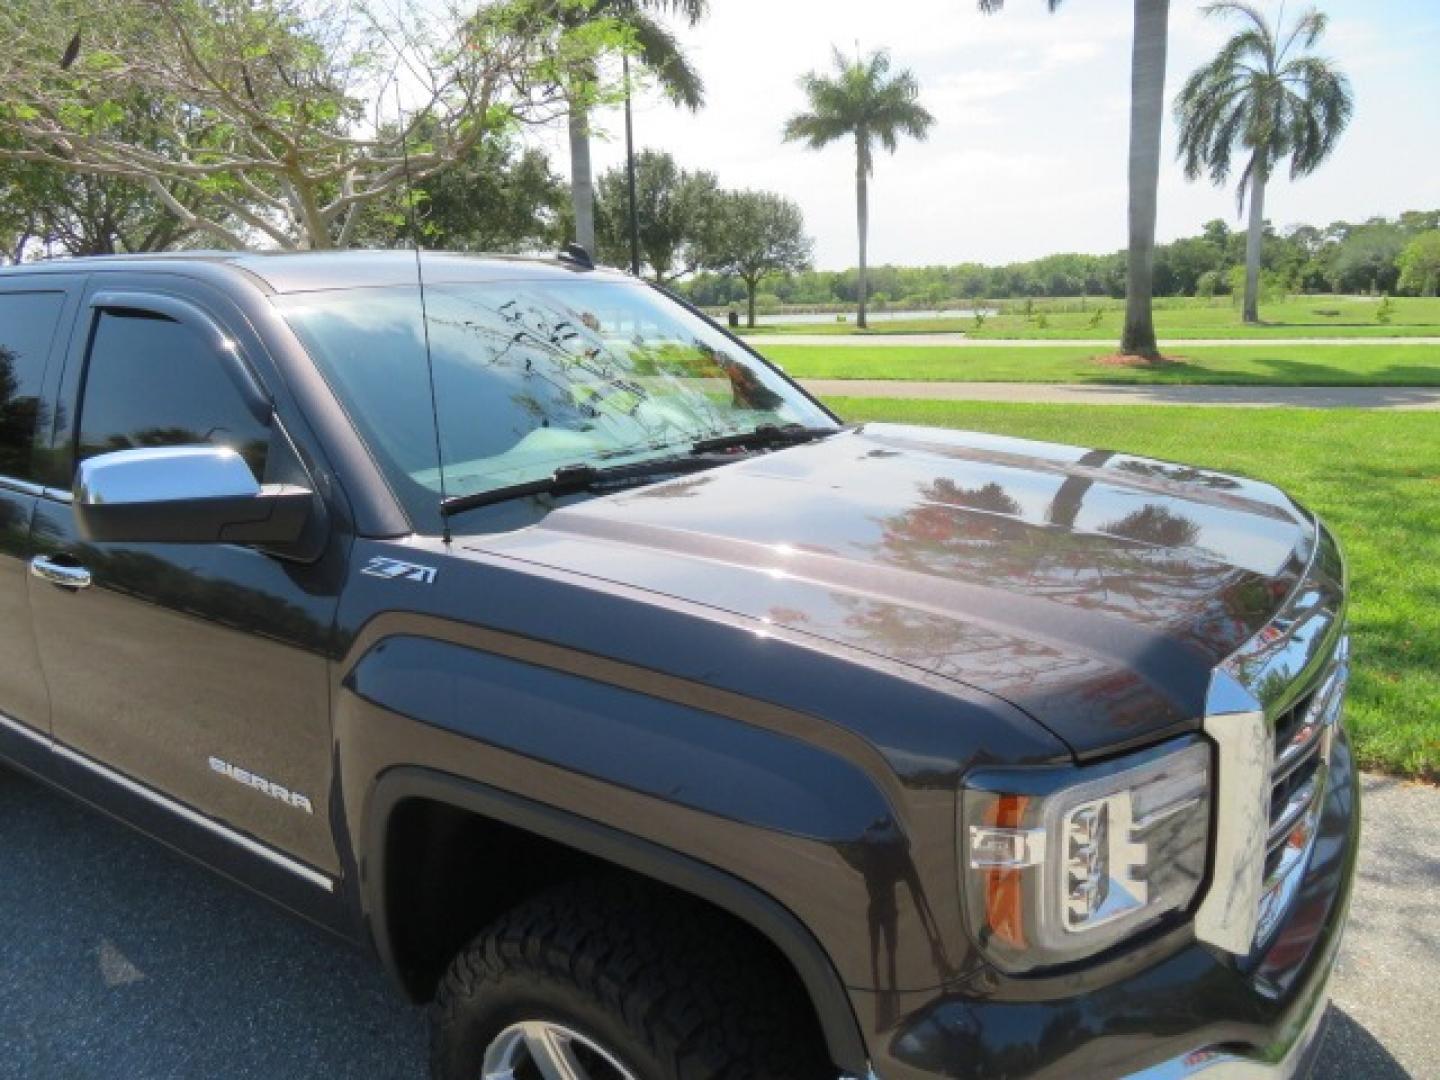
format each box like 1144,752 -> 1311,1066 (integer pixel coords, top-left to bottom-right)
481,1021 -> 640,1080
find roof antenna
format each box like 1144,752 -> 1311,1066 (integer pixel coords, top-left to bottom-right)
394,83 -> 452,545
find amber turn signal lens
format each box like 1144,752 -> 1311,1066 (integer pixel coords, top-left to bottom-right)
983,795 -> 1029,948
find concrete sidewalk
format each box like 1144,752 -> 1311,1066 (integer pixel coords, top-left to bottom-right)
753,333 -> 1440,348
805,379 -> 1440,409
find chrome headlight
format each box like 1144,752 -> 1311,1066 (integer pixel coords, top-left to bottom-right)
962,739 -> 1211,972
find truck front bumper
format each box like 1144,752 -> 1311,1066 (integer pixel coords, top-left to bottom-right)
853,723 -> 1359,1080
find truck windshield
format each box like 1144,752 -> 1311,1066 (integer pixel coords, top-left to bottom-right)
277,278 -> 834,530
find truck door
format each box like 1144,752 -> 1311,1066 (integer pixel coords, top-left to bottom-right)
0,283 -> 74,756
27,283 -> 342,884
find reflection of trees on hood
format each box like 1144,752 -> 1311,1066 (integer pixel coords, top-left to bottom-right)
1115,458 -> 1241,491
1102,504 -> 1202,549
853,471 -> 1276,662
926,477 -> 1021,517
1048,449 -> 1114,528
633,475 -> 715,500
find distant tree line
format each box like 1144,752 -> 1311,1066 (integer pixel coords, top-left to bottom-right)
678,210 -> 1440,311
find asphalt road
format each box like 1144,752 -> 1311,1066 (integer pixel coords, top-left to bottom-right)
0,767 -> 1434,1079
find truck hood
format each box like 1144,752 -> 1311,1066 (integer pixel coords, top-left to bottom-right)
470,423 -> 1315,756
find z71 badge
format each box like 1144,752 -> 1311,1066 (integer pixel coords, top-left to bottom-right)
361,556 -> 438,584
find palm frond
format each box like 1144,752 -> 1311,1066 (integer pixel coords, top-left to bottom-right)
1177,1 -> 1351,202
635,0 -> 708,28
625,10 -> 704,109
781,111 -> 851,149
1280,56 -> 1353,177
1278,8 -> 1328,61
1203,1 -> 1273,46
781,46 -> 934,170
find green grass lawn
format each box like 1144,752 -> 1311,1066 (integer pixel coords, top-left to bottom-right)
735,295 -> 1440,340
821,397 -> 1440,781
764,342 -> 1440,384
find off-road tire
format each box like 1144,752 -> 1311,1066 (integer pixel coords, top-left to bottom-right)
429,876 -> 833,1080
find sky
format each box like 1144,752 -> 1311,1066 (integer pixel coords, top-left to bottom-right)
530,0 -> 1440,270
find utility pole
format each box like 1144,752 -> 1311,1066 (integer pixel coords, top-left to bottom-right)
623,52 -> 641,277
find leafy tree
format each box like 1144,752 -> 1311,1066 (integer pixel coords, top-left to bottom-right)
1176,2 -> 1353,322
542,0 -> 708,254
1,164 -> 201,257
350,137 -> 567,253
705,191 -> 812,327
1329,219 -> 1405,294
783,48 -> 934,329
671,208 -> 1435,310
0,158 -> 39,263
594,149 -> 720,282
1399,210 -> 1440,236
979,0 -> 1172,359
0,0 -> 601,250
1154,235 -> 1226,296
1398,231 -> 1440,297
1,106 -> 217,258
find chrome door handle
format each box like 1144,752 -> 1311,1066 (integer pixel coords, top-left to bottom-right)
30,556 -> 92,590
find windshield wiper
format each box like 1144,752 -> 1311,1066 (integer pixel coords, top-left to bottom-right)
440,425 -> 843,517
440,454 -> 724,517
690,423 -> 839,456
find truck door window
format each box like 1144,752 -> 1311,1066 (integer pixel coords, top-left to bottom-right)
0,291 -> 66,482
77,310 -> 270,479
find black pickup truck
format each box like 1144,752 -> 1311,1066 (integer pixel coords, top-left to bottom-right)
0,251 -> 1356,1080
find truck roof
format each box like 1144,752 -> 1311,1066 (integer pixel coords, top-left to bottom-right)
0,250 -> 627,294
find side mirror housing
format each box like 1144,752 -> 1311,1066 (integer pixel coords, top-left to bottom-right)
74,446 -> 314,547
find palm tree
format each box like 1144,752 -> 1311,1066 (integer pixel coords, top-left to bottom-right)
783,49 -> 934,330
1176,3 -> 1352,323
980,0 -> 1170,359
562,0 -> 708,255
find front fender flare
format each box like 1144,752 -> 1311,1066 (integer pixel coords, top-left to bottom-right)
362,766 -> 870,1075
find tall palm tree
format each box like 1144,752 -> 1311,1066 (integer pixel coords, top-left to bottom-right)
783,49 -> 934,330
980,0 -> 1170,359
564,0 -> 708,255
1176,3 -> 1352,323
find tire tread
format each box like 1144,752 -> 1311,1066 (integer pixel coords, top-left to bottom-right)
429,876 -> 829,1080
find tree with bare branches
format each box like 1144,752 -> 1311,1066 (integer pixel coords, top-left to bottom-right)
0,0 -> 623,250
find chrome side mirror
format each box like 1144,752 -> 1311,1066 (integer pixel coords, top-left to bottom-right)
74,445 -> 313,546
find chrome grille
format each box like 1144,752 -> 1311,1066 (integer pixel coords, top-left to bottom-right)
1255,636 -> 1349,944
1195,520 -> 1348,957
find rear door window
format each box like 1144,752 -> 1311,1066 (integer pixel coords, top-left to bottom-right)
0,291 -> 66,481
